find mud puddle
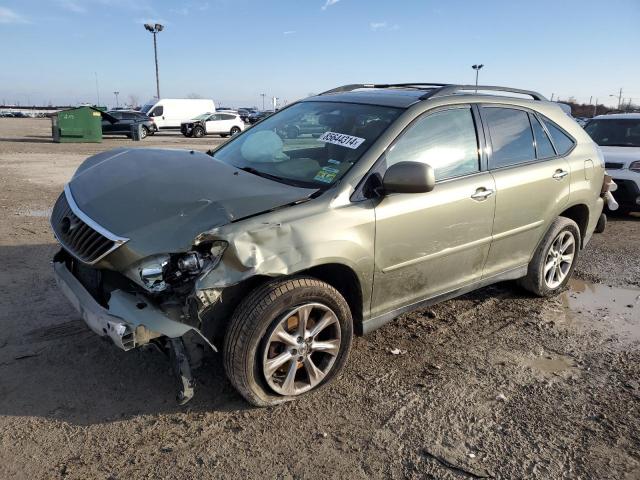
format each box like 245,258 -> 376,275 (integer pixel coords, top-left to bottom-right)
560,278 -> 640,344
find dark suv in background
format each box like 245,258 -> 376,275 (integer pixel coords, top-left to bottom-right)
102,110 -> 157,139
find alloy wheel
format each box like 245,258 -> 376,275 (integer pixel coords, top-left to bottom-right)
543,230 -> 575,288
262,303 -> 341,396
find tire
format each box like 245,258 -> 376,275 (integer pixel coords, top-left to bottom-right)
519,217 -> 581,297
223,277 -> 353,407
594,213 -> 607,233
230,126 -> 241,136
140,126 -> 148,139
193,126 -> 205,138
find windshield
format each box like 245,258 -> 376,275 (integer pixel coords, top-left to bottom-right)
193,113 -> 212,120
140,102 -> 155,115
585,118 -> 640,147
212,101 -> 402,188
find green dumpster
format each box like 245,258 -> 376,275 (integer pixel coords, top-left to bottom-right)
52,106 -> 111,143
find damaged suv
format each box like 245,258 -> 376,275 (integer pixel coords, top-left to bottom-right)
51,83 -> 605,406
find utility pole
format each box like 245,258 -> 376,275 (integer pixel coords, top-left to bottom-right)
94,72 -> 100,106
144,23 -> 164,99
617,88 -> 623,110
471,64 -> 484,91
593,97 -> 598,117
260,93 -> 266,111
550,93 -> 555,101
113,91 -> 120,108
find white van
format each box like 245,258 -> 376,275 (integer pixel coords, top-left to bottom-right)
141,99 -> 216,129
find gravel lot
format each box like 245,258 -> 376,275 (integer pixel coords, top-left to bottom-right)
1,118 -> 639,479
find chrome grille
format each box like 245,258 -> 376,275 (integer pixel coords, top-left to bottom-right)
605,162 -> 624,170
51,187 -> 127,264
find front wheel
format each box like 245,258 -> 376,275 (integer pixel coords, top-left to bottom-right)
223,277 -> 353,406
140,126 -> 148,139
519,217 -> 580,297
192,126 -> 205,138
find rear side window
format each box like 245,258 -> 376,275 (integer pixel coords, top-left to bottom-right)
530,114 -> 556,158
483,107 -> 535,169
386,107 -> 480,181
542,118 -> 575,155
221,114 -> 236,120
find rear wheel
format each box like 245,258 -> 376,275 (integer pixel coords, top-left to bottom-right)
519,217 -> 580,297
223,277 -> 353,406
230,126 -> 241,136
594,213 -> 607,233
193,126 -> 205,138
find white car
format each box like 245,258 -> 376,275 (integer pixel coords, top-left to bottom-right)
585,113 -> 640,213
180,112 -> 245,138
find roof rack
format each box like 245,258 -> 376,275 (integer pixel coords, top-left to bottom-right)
318,83 -> 547,101
319,83 -> 449,95
422,84 -> 547,101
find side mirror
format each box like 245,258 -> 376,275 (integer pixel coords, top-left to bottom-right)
382,161 -> 435,194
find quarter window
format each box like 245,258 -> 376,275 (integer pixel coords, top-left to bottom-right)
542,118 -> 575,155
484,107 -> 535,168
530,114 -> 556,158
385,107 -> 480,181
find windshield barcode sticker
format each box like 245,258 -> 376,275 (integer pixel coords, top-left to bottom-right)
318,131 -> 365,149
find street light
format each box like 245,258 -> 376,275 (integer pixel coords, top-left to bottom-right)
144,23 -> 164,99
472,64 -> 484,90
113,91 -> 119,109
260,93 -> 266,111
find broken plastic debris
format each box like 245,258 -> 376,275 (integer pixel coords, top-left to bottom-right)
389,348 -> 407,355
468,453 -> 476,459
496,393 -> 507,401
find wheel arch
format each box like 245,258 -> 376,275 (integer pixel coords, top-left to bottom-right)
558,203 -> 589,248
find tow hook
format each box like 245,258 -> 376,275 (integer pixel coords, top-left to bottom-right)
169,338 -> 195,405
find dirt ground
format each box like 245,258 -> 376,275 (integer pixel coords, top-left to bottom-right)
1,118 -> 639,480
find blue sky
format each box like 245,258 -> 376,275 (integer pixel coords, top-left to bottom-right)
1,0 -> 638,108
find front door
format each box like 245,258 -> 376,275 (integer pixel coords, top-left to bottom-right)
371,105 -> 496,318
479,106 -> 571,277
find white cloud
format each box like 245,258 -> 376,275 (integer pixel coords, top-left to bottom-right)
283,30 -> 296,35
0,6 -> 29,23
321,0 -> 340,10
56,0 -> 87,13
370,21 -> 399,31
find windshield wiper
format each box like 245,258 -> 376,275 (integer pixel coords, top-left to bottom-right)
238,166 -> 289,183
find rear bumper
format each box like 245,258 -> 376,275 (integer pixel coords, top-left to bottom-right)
53,257 -> 215,352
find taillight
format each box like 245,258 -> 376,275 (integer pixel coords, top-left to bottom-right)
630,161 -> 640,172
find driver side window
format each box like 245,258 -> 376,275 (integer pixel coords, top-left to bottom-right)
386,107 -> 480,181
150,106 -> 163,117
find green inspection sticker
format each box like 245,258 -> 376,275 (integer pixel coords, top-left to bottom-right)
314,167 -> 338,183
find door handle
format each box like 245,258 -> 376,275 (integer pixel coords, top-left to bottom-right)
552,169 -> 569,180
471,188 -> 494,201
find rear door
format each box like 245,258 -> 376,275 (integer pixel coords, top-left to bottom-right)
371,105 -> 496,318
480,106 -> 571,277
205,114 -> 222,133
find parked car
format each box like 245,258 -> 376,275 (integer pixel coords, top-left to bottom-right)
248,110 -> 274,124
180,112 -> 244,138
281,113 -> 328,138
102,110 -> 156,139
140,98 -> 215,129
584,113 -> 640,213
237,108 -> 256,123
50,83 -> 604,407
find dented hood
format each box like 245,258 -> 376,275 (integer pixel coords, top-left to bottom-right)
68,148 -> 314,255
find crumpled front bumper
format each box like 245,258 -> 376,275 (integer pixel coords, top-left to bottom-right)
53,258 -> 215,352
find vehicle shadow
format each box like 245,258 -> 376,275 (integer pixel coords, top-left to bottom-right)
0,243 -> 250,426
0,136 -> 54,143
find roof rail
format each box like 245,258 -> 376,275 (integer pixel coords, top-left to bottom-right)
319,83 -> 450,95
421,85 -> 547,101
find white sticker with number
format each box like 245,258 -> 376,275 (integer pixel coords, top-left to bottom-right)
318,131 -> 365,150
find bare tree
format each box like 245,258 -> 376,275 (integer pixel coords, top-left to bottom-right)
127,94 -> 140,109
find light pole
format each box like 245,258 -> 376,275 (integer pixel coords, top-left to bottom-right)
113,91 -> 119,108
472,64 -> 484,90
144,23 -> 164,99
260,93 -> 266,111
